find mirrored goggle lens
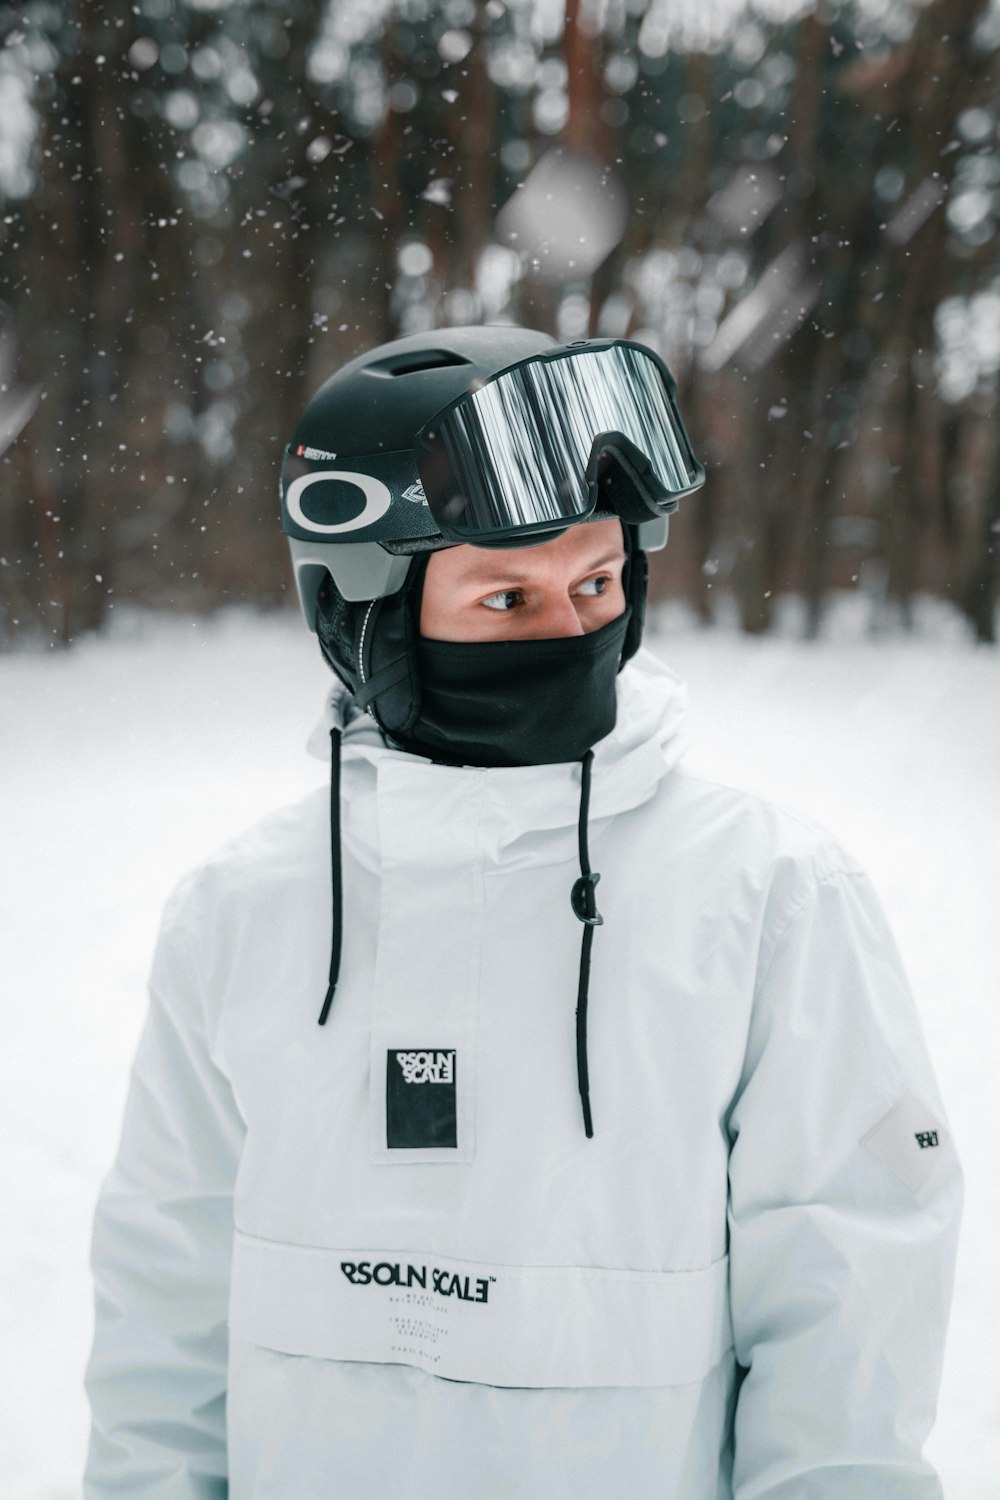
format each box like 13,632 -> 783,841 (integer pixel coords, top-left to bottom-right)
419,343 -> 700,537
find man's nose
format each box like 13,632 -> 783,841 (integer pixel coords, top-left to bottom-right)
535,592 -> 586,638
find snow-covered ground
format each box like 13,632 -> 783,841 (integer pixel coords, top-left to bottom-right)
2,601 -> 997,1497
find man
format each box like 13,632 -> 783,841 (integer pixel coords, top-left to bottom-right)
85,326 -> 961,1498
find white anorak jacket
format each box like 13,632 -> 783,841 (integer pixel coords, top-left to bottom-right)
85,649 -> 961,1499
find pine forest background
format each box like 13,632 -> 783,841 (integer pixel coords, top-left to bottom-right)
1,0 -> 999,648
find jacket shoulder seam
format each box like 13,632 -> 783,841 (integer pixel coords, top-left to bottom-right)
753,865 -> 869,1003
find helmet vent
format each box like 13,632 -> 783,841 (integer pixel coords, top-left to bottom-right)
368,349 -> 473,377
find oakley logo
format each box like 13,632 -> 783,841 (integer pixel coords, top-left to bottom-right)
285,470 -> 392,535
915,1131 -> 939,1149
396,1049 -> 455,1085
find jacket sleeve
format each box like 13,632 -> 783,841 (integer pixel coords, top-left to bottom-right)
84,875 -> 245,1498
727,864 -> 962,1499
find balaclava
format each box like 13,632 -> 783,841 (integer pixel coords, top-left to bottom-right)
315,518 -> 648,768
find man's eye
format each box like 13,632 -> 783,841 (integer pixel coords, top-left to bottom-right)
576,576 -> 609,597
481,589 -> 523,611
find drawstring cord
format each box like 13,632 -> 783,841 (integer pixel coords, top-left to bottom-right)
318,725 -> 343,1025
317,723 -> 602,1140
571,748 -> 603,1139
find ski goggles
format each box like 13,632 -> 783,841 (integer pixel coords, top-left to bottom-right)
413,338 -> 704,545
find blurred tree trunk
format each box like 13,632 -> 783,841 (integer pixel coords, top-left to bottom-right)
369,18 -> 405,342
849,0 -> 993,625
516,0 -> 605,333
962,417 -> 1000,641
732,14 -> 827,635
449,3 -> 496,309
218,0 -> 342,607
15,2 -> 198,641
563,0 -> 607,161
673,51 -> 714,251
683,53 -> 721,627
564,0 -> 614,338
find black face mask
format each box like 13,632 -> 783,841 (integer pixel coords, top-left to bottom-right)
397,608 -> 632,768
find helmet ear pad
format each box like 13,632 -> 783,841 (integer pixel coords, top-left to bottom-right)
352,558 -> 428,739
620,525 -> 648,666
316,558 -> 427,741
592,457 -> 649,666
315,574 -> 365,696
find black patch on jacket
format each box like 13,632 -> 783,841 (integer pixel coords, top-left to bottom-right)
386,1049 -> 457,1149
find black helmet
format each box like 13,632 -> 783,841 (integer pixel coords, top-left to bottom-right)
279,324 -> 678,747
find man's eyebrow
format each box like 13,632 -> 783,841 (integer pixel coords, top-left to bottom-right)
459,547 -> 626,585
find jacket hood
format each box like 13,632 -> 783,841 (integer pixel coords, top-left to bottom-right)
306,644 -> 689,842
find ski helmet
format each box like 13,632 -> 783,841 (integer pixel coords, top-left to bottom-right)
279,325 -> 698,747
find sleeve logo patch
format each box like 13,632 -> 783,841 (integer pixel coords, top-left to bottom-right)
387,1049 -> 457,1149
861,1088 -> 947,1193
